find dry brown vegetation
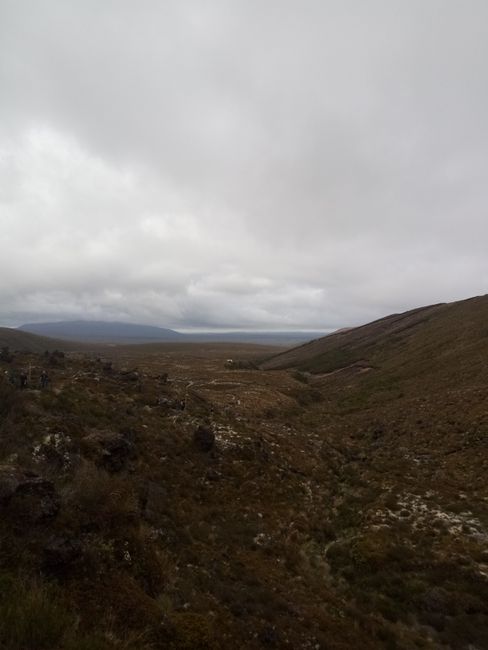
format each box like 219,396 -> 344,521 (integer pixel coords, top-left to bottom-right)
0,298 -> 487,648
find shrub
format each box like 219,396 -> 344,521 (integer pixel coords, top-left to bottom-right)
0,383 -> 22,421
0,575 -> 73,649
64,461 -> 138,531
169,612 -> 222,650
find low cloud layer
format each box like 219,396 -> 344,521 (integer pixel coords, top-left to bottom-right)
1,1 -> 487,329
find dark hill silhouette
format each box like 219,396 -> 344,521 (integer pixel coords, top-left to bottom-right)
19,320 -> 184,343
0,327 -> 89,353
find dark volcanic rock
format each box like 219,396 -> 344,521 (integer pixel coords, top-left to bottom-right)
0,465 -> 60,522
193,425 -> 215,452
0,466 -> 19,502
119,369 -> 140,382
81,429 -> 136,472
259,625 -> 281,646
42,536 -> 82,575
33,432 -> 80,472
139,481 -> 168,524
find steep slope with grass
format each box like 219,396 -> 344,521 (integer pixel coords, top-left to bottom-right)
260,295 -> 488,649
261,294 -> 488,384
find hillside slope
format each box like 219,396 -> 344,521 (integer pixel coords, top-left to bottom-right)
261,294 -> 488,385
0,327 -> 90,354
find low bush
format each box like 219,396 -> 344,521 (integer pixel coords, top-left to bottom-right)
0,574 -> 121,650
65,461 -> 138,531
0,575 -> 72,649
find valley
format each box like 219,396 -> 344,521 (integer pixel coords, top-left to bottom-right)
0,297 -> 487,649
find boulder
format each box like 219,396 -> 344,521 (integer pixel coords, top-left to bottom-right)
258,625 -> 281,646
0,466 -> 19,502
0,465 -> 60,522
42,536 -> 82,575
33,432 -> 79,472
81,429 -> 136,472
139,481 -> 168,524
120,369 -> 140,382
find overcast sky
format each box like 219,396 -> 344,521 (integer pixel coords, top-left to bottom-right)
1,1 -> 487,330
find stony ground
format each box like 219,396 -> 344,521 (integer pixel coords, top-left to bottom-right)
0,341 -> 486,649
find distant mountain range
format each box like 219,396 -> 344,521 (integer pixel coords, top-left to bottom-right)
17,320 -> 326,347
18,320 -> 184,343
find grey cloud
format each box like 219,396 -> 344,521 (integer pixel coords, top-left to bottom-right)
1,1 -> 488,329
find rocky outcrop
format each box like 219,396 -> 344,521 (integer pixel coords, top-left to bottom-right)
32,432 -> 79,472
139,480 -> 168,524
119,369 -> 140,382
42,536 -> 82,575
81,429 -> 136,472
0,465 -> 60,522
